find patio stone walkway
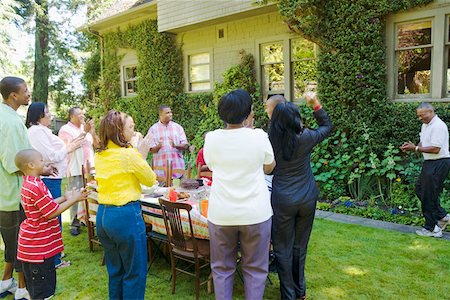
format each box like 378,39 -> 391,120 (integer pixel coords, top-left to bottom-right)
316,210 -> 450,241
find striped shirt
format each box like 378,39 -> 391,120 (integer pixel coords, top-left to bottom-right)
148,121 -> 187,178
17,176 -> 63,263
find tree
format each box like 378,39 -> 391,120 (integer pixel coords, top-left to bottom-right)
0,0 -> 22,77
32,0 -> 50,103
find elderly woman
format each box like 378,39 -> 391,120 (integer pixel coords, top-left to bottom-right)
268,93 -> 332,300
95,110 -> 155,300
25,102 -> 83,268
204,89 -> 276,300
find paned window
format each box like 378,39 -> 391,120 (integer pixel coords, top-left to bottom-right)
189,53 -> 211,91
123,65 -> 137,96
396,20 -> 432,96
261,42 -> 285,99
291,39 -> 317,100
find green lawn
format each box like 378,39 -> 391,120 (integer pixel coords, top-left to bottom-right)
1,219 -> 449,299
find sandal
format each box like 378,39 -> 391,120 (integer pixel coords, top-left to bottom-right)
56,260 -> 71,269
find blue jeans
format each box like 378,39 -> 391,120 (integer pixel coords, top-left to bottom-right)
42,178 -> 63,266
97,201 -> 147,300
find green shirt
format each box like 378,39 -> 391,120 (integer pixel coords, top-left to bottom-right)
0,103 -> 31,211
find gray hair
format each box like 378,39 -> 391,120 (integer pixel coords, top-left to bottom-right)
417,102 -> 434,111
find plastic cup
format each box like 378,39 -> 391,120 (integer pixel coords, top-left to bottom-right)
200,199 -> 208,218
169,190 -> 178,202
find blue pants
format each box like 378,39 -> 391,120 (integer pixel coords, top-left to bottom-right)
41,178 -> 63,266
97,201 -> 147,300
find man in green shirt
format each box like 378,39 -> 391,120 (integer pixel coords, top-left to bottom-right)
0,76 -> 32,299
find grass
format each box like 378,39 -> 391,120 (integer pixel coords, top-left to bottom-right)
1,218 -> 449,299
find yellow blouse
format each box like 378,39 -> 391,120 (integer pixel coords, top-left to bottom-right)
94,141 -> 156,206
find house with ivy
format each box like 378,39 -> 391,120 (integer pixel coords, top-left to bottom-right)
80,0 -> 449,211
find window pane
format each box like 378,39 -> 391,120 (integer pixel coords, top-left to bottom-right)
397,48 -> 431,94
191,82 -> 211,91
397,21 -> 432,48
293,60 -> 317,99
291,39 -> 315,60
190,53 -> 210,65
447,48 -> 450,95
125,66 -> 137,80
261,43 -> 283,64
263,63 -> 284,92
125,81 -> 137,95
190,65 -> 210,82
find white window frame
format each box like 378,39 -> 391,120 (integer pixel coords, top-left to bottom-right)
122,65 -> 138,97
386,3 -> 450,102
186,50 -> 213,92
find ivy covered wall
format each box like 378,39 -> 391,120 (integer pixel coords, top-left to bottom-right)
96,19 -> 183,133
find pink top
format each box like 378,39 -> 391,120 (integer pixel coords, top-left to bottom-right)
148,121 -> 187,178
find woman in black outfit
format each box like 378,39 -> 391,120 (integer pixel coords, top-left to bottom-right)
268,93 -> 332,300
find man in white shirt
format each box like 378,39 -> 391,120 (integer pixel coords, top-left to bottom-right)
400,102 -> 450,238
59,107 -> 97,236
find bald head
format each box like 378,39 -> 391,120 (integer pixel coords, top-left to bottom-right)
265,95 -> 287,119
15,149 -> 42,173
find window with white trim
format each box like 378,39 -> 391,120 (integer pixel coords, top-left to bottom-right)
123,65 -> 137,96
188,53 -> 211,91
291,38 -> 318,100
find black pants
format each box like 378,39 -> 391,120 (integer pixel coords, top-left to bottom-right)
415,158 -> 450,231
23,256 -> 56,299
272,199 -> 317,300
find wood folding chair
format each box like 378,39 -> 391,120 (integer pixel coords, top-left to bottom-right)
82,162 -> 104,265
159,198 -> 212,299
168,161 -> 191,186
151,159 -> 170,186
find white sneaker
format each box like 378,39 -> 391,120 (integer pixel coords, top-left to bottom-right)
14,288 -> 30,300
0,278 -> 17,298
437,214 -> 450,230
416,225 -> 443,238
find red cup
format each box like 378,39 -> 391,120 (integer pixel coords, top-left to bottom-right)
169,190 -> 178,202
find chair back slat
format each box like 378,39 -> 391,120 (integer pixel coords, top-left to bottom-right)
151,159 -> 170,186
158,198 -> 198,257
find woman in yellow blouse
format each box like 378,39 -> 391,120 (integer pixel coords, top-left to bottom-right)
95,110 -> 156,300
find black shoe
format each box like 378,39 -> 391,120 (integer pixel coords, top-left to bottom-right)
70,227 -> 80,236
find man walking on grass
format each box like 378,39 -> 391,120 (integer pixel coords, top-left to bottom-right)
400,102 -> 450,238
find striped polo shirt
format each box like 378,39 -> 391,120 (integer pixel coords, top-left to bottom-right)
17,176 -> 63,263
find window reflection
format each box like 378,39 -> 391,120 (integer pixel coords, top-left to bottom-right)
261,43 -> 284,98
291,39 -> 317,99
397,48 -> 431,94
397,21 -> 432,47
124,66 -> 137,96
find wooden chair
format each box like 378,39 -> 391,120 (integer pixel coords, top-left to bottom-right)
158,198 -> 212,300
196,165 -> 212,179
151,159 -> 170,186
140,200 -> 170,271
82,163 -> 104,265
168,161 -> 191,186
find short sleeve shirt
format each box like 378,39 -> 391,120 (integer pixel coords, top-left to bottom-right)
420,115 -> 450,160
204,128 -> 274,226
17,176 -> 63,263
0,103 -> 31,211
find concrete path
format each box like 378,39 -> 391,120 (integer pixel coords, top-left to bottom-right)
315,210 -> 450,241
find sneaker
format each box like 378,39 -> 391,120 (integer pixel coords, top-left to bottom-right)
14,287 -> 30,300
416,226 -> 443,238
70,227 -> 80,236
0,278 -> 17,298
437,214 -> 450,230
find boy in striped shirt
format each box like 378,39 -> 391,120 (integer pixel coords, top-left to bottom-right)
14,149 -> 87,299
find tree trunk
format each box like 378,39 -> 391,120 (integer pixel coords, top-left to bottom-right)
32,0 -> 49,103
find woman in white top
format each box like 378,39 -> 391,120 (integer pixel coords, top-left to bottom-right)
25,102 -> 83,268
204,89 -> 276,300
